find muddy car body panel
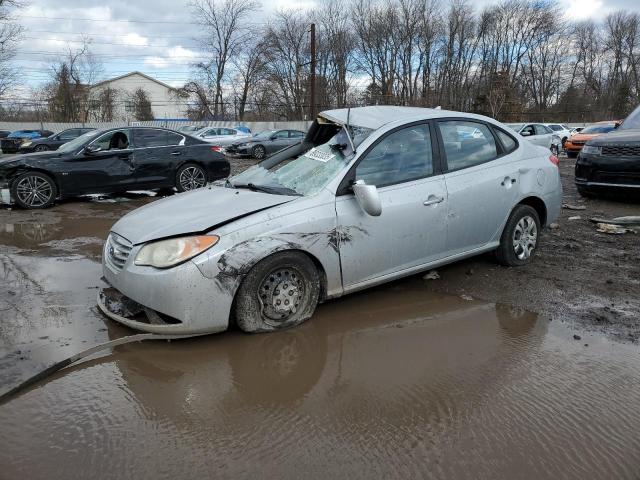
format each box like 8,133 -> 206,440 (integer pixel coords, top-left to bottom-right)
100,106 -> 562,334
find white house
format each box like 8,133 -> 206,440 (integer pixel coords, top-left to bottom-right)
89,71 -> 186,121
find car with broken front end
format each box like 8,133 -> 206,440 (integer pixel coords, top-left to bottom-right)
0,127 -> 230,209
98,106 -> 562,335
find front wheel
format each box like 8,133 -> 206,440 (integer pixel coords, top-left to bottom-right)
496,205 -> 541,267
10,171 -> 57,209
252,144 -> 266,159
175,163 -> 207,192
234,251 -> 321,333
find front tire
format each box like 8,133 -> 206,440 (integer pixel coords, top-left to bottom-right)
496,205 -> 541,267
252,144 -> 266,159
10,172 -> 57,209
234,251 -> 321,333
175,163 -> 207,192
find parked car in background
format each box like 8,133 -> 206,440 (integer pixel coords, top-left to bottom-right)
178,125 -> 207,135
506,123 -> 560,152
544,123 -> 572,148
1,130 -> 54,154
0,127 -> 229,209
19,127 -> 96,153
97,106 -> 561,335
226,129 -> 306,159
571,127 -> 584,135
196,126 -> 251,145
575,106 -> 640,197
564,121 -> 619,158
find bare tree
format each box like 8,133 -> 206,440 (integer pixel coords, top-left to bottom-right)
191,0 -> 260,117
0,0 -> 23,99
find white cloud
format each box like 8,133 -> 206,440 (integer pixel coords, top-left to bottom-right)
563,0 -> 605,20
143,46 -> 198,69
122,33 -> 149,47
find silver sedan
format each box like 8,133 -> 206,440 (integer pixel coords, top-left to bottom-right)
98,106 -> 562,335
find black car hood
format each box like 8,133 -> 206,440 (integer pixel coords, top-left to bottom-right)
590,129 -> 640,145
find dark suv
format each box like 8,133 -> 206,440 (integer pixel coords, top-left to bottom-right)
575,105 -> 640,197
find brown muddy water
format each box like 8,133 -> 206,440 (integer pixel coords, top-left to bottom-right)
1,197 -> 640,480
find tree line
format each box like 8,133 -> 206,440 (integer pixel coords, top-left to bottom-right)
1,0 -> 639,123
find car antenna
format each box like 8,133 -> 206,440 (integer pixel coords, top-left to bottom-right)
345,107 -> 356,154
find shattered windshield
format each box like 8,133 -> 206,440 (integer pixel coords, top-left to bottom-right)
229,126 -> 373,196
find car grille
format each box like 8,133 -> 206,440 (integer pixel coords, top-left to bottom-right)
106,233 -> 133,271
601,145 -> 640,157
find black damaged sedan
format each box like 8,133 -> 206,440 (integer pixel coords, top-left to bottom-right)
576,105 -> 640,197
0,127 -> 230,209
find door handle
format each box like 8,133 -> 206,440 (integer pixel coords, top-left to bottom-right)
423,196 -> 444,206
170,151 -> 181,156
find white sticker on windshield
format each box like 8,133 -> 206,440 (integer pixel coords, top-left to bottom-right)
305,148 -> 335,163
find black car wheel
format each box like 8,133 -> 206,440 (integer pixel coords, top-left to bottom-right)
234,251 -> 321,333
252,145 -> 266,159
496,205 -> 540,267
176,163 -> 207,192
10,172 -> 57,209
567,151 -> 578,158
34,144 -> 49,152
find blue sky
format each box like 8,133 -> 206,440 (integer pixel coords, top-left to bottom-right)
8,0 -> 640,96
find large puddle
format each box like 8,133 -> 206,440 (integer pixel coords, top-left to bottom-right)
1,200 -> 640,479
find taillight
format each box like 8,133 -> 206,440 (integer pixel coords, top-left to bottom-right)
211,146 -> 222,152
549,154 -> 559,167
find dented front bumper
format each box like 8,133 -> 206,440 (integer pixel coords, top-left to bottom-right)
100,241 -> 236,334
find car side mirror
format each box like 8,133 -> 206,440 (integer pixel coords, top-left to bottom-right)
352,180 -> 382,216
520,131 -> 531,137
85,145 -> 102,155
270,135 -> 277,140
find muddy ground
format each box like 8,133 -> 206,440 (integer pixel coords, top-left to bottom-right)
423,155 -> 640,343
1,153 -> 640,479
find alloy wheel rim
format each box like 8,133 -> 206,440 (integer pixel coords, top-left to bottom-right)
15,175 -> 53,207
179,166 -> 206,190
258,267 -> 304,325
512,215 -> 537,260
254,146 -> 265,158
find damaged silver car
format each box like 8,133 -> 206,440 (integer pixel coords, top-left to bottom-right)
98,106 -> 562,334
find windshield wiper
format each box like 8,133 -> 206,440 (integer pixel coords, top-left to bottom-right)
232,182 -> 301,196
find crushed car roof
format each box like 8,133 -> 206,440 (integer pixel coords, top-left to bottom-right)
319,106 -> 448,130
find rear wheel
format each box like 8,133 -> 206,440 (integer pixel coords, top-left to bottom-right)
252,144 -> 266,159
234,251 -> 321,333
10,172 -> 57,209
567,151 -> 578,158
496,205 -> 540,267
175,163 -> 207,192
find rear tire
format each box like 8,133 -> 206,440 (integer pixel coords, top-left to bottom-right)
567,151 -> 578,158
496,205 -> 541,267
234,251 -> 321,333
10,171 -> 57,209
175,163 -> 207,192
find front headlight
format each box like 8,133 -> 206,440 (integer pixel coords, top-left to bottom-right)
21,141 -> 32,147
581,145 -> 601,155
134,235 -> 219,268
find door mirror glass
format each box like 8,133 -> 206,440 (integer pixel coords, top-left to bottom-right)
520,130 -> 531,137
352,180 -> 382,216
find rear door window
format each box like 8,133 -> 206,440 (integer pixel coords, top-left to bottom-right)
166,132 -> 184,146
135,129 -> 167,148
438,121 -> 498,171
535,125 -> 551,135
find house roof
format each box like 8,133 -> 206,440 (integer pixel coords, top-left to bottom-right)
91,71 -> 178,91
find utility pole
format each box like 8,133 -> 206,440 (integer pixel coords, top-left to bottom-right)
310,23 -> 316,120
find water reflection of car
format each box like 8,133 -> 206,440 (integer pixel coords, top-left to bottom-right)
1,130 -> 55,154
564,121 -> 620,158
0,127 -> 229,209
575,105 -> 640,197
18,127 -> 96,153
225,129 -> 306,159
98,106 -> 562,336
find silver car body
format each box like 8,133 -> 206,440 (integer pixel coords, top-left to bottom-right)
196,127 -> 250,144
101,106 -> 562,334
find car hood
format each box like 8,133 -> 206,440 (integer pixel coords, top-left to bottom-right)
589,129 -> 640,145
570,133 -> 601,142
111,186 -> 298,245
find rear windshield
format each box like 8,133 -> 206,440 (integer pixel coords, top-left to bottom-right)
619,105 -> 640,130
